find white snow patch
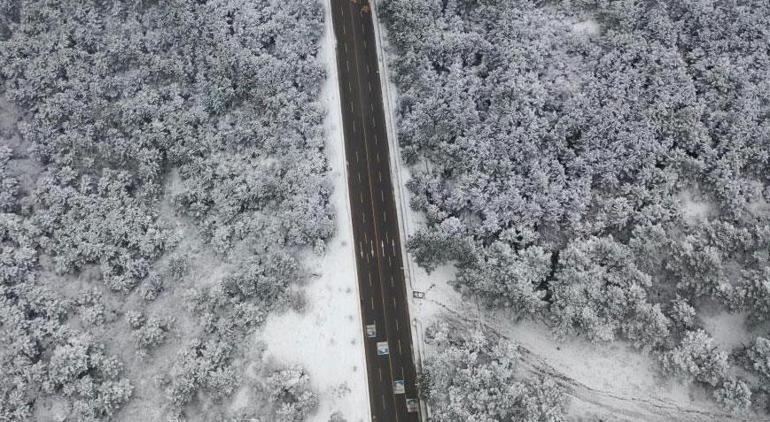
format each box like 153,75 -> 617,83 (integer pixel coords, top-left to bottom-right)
678,190 -> 714,223
229,386 -> 250,413
748,197 -> 770,216
258,2 -> 369,421
700,311 -> 753,352
572,19 -> 600,36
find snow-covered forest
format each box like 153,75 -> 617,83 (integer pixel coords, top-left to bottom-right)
0,1 -> 334,420
380,0 -> 770,418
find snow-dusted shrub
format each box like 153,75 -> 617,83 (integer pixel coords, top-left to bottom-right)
734,269 -> 770,323
162,337 -> 236,412
130,316 -> 172,355
44,335 -> 133,420
0,146 -> 17,213
140,271 -> 164,302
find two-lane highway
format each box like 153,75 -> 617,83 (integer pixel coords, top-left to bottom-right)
330,1 -> 421,421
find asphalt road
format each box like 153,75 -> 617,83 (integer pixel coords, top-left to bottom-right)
330,1 -> 421,421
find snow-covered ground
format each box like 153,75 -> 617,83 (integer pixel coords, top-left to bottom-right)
257,2 -> 370,421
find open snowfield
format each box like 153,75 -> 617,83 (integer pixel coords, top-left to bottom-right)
258,2 -> 370,421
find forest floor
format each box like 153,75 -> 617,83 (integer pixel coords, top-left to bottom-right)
256,1 -> 370,421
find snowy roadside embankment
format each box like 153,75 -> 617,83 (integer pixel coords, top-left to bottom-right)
257,2 -> 370,421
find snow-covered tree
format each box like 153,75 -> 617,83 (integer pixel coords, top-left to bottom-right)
550,236 -> 669,345
267,366 -> 319,422
713,378 -> 752,413
422,323 -> 567,422
455,242 -> 550,315
747,337 -> 770,383
660,330 -> 729,387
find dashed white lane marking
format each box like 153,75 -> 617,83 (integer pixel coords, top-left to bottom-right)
395,320 -> 399,332
370,296 -> 375,310
398,339 -> 403,354
368,273 -> 373,287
